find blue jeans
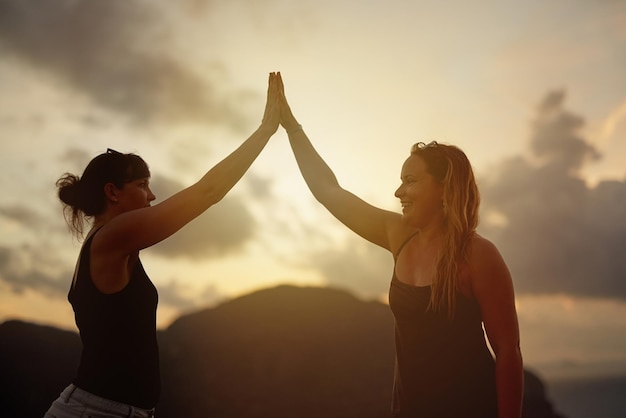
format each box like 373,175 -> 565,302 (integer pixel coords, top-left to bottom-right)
43,384 -> 156,418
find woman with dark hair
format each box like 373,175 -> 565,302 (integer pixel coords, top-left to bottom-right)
276,73 -> 523,418
44,73 -> 281,418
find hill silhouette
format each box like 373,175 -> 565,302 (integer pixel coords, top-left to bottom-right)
0,284 -> 565,417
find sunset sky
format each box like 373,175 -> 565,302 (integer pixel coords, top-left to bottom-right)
1,0 -> 625,381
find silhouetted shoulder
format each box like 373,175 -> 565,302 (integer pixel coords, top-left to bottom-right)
467,233 -> 512,289
469,234 -> 502,261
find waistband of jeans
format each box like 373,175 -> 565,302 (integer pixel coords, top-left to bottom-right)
62,384 -> 156,417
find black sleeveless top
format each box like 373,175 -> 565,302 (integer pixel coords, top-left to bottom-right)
68,231 -> 160,408
388,235 -> 497,418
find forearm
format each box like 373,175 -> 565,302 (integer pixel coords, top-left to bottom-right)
287,126 -> 341,202
495,347 -> 524,418
198,125 -> 273,204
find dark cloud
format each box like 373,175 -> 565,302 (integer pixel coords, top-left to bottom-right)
0,0 -> 248,128
0,205 -> 43,228
0,202 -> 68,238
481,89 -> 626,299
529,90 -> 601,173
148,174 -> 257,260
0,245 -> 70,296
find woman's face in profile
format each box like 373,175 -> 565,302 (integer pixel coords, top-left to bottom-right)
115,177 -> 156,213
395,155 -> 443,227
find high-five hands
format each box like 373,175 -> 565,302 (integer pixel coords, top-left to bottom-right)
260,72 -> 281,135
259,71 -> 301,135
276,72 -> 302,134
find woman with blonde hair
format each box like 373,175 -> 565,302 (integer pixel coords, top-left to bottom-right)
277,73 -> 523,418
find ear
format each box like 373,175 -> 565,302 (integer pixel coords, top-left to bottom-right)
104,182 -> 119,203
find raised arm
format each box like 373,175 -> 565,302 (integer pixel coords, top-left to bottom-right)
96,72 -> 281,256
277,73 -> 399,250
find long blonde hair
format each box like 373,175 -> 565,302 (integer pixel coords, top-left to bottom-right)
410,142 -> 480,318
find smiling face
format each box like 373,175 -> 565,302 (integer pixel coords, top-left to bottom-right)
394,154 -> 444,228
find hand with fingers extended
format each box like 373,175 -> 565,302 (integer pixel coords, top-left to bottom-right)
260,72 -> 281,135
277,72 -> 302,134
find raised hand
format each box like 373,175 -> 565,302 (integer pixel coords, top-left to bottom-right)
277,72 -> 301,133
260,72 -> 280,134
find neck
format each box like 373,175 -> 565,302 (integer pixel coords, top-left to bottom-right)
92,209 -> 120,232
413,218 -> 445,246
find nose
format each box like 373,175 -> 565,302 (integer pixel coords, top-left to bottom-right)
394,184 -> 404,198
147,187 -> 156,202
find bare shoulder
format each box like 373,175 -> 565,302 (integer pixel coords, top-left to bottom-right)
467,233 -> 512,288
468,233 -> 502,263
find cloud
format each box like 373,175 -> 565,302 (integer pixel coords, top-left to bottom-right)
0,245 -> 70,296
0,202 -> 68,238
306,235 -> 393,299
245,173 -> 274,201
0,240 -> 222,311
0,205 -> 44,228
0,0 -> 247,128
0,170 -> 258,300
148,174 -> 258,260
0,233 -> 224,311
481,89 -> 626,299
529,90 -> 601,173
261,201 -> 394,300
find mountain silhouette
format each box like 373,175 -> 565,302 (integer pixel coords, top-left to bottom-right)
0,284 -> 565,417
0,319 -> 81,418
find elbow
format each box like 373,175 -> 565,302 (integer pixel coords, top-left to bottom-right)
306,179 -> 342,206
205,187 -> 227,206
310,186 -> 339,208
491,336 -> 522,360
312,189 -> 330,205
194,180 -> 226,209
494,344 -> 523,368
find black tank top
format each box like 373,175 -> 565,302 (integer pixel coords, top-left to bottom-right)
68,231 -> 160,408
388,234 -> 497,418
